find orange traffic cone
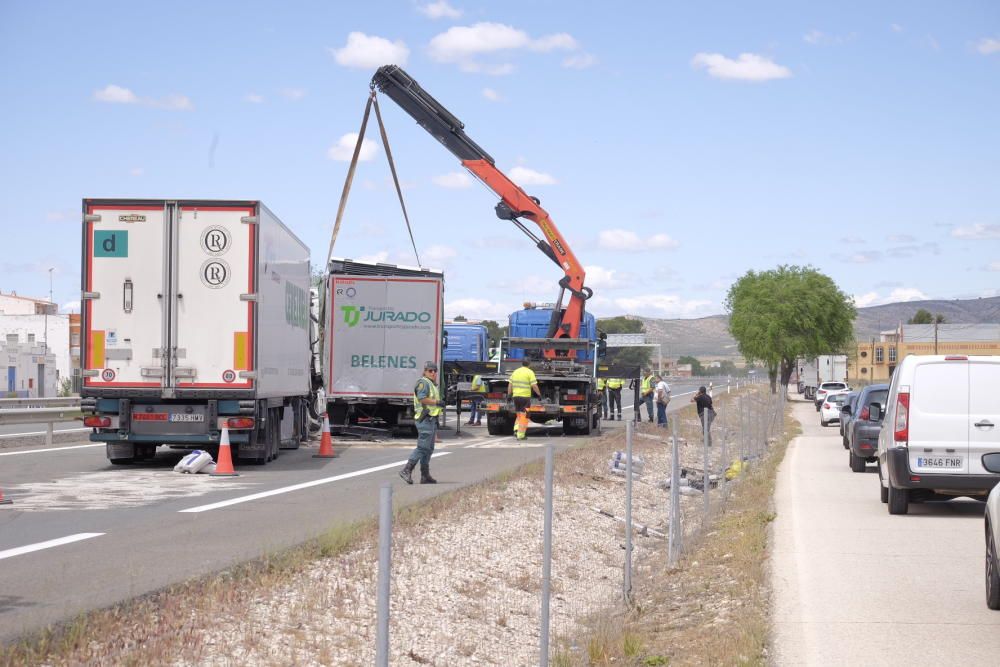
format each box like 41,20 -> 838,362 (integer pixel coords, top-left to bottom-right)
0,485 -> 11,505
314,413 -> 336,458
211,427 -> 239,476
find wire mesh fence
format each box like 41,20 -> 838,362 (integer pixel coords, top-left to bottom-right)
365,381 -> 789,665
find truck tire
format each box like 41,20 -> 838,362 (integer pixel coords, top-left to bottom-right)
849,451 -> 866,473
887,477 -> 909,515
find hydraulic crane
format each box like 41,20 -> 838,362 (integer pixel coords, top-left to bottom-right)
371,65 -> 592,358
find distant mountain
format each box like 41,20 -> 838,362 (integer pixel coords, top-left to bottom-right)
632,295 -> 1000,361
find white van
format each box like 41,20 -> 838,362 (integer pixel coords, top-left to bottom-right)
876,355 -> 1000,515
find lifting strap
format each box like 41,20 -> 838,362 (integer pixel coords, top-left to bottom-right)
324,90 -> 422,269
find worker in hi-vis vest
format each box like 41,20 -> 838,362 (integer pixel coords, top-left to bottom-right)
508,359 -> 541,440
640,369 -> 656,423
607,377 -> 624,420
466,373 -> 487,426
400,361 -> 445,485
597,377 -> 608,420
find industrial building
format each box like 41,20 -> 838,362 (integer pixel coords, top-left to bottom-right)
851,323 -> 1000,381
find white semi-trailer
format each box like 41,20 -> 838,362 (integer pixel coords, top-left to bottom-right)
79,199 -> 313,465
323,258 -> 444,430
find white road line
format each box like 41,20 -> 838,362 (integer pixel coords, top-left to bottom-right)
0,533 -> 105,561
179,452 -> 453,514
0,443 -> 103,457
0,427 -> 90,441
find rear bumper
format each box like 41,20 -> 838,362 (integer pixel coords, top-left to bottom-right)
850,425 -> 881,457
90,431 -> 251,446
886,447 -> 1000,494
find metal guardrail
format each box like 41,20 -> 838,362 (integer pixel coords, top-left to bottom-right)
0,398 -> 83,445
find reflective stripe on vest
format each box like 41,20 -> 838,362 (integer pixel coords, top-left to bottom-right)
509,367 -> 536,397
413,377 -> 442,419
607,378 -> 624,389
471,374 -> 487,393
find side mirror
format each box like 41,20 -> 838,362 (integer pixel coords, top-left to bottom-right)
842,405 -> 852,415
983,453 -> 1000,474
869,403 -> 881,422
442,331 -> 449,348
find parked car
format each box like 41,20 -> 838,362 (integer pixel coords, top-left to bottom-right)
983,453 -> 1000,609
815,381 -> 849,411
840,391 -> 860,442
820,391 -> 849,427
877,355 -> 1000,515
847,383 -> 889,471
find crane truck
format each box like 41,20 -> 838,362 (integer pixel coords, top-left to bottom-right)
372,65 -> 636,435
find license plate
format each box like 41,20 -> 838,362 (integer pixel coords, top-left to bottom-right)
169,413 -> 204,423
917,456 -> 963,468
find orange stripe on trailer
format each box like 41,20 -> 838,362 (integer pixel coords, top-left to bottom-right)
233,332 -> 249,370
90,330 -> 105,369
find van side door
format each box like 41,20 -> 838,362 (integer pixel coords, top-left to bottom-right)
968,360 -> 1000,475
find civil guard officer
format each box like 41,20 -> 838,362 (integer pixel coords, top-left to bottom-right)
399,361 -> 445,484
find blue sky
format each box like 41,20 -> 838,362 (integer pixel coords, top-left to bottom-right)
1,1 -> 998,321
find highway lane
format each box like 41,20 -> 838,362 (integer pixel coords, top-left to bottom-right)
0,379 -> 723,642
771,396 -> 1000,665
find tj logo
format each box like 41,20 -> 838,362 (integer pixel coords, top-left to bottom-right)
341,305 -> 365,327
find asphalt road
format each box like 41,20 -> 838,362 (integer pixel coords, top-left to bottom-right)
771,396 -> 1000,665
0,380 -> 721,642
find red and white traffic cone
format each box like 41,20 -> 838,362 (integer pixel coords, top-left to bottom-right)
211,427 -> 239,476
0,485 -> 11,505
314,413 -> 336,458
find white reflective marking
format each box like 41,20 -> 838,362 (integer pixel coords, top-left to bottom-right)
0,533 -> 105,561
0,443 -> 103,456
179,452 -> 452,513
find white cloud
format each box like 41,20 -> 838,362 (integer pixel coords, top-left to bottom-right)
60,300 -> 81,314
951,223 -> 1000,239
330,32 -> 409,69
355,251 -> 390,264
891,23 -> 904,33
598,229 -> 679,252
244,93 -> 264,104
840,236 -> 865,245
613,294 -> 712,318
583,265 -> 630,291
93,84 -> 138,104
418,0 -> 462,19
691,52 -> 792,82
423,244 -> 458,266
482,87 -> 502,102
887,233 -> 915,243
987,261 -> 1000,272
977,38 -> 1000,55
428,22 -> 579,72
803,30 -> 825,45
509,166 -> 556,186
279,88 -> 306,101
853,292 -> 880,308
432,171 -> 473,188
563,53 -> 597,69
841,251 -> 882,264
854,287 -> 929,307
129,167 -> 144,177
327,133 -> 379,161
93,85 -> 193,110
445,297 -> 511,321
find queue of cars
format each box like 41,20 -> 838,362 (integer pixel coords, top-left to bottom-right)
813,355 -> 1000,609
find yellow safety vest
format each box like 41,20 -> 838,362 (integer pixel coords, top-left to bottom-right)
413,377 -> 442,419
509,366 -> 537,398
640,376 -> 653,394
607,378 -> 624,390
471,374 -> 487,393
597,378 -> 606,391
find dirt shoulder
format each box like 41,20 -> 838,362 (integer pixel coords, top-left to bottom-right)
1,387 -> 795,666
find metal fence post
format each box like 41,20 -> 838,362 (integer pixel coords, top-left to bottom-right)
375,483 -> 392,667
624,421 -> 633,605
721,405 -> 729,502
540,444 -> 554,667
668,418 -> 681,566
702,407 -> 710,521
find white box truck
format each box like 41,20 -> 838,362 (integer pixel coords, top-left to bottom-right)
79,199 -> 313,465
323,259 -> 444,430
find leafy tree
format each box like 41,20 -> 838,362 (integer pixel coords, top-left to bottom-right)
677,355 -> 703,375
725,265 -> 855,393
908,309 -> 945,324
453,314 -> 468,322
597,316 -> 644,334
481,320 -> 507,346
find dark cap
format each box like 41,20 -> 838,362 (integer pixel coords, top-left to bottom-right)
424,361 -> 438,371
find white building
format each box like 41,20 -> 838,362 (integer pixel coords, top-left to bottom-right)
0,290 -> 57,315
1,341 -> 57,397
0,314 -> 71,384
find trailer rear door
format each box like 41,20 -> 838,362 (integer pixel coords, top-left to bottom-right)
173,204 -> 255,389
83,203 -> 167,389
